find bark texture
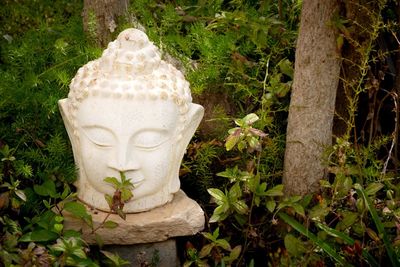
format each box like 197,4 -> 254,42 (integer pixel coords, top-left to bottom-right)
283,0 -> 340,195
82,0 -> 128,47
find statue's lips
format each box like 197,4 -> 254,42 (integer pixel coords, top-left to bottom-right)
130,178 -> 144,187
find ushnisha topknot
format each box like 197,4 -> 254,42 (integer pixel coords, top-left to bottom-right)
66,29 -> 192,123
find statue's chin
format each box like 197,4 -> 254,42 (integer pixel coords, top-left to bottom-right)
76,177 -> 176,213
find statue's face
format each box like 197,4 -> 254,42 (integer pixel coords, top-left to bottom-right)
76,96 -> 179,200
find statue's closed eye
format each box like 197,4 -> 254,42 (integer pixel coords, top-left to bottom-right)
82,126 -> 114,147
131,130 -> 169,150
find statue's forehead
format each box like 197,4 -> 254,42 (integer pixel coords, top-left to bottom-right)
76,96 -> 180,131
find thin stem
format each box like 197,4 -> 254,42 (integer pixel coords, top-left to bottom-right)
37,54 -> 85,78
91,212 -> 111,234
381,91 -> 399,177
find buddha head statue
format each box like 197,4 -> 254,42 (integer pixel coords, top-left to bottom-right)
59,29 -> 204,212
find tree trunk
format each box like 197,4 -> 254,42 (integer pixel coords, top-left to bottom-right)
82,0 -> 129,47
283,0 -> 340,196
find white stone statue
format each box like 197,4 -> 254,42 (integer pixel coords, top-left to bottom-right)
59,29 -> 204,213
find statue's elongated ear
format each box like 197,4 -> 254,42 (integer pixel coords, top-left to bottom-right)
169,103 -> 204,192
58,99 -> 80,164
58,99 -> 74,138
179,103 -> 204,153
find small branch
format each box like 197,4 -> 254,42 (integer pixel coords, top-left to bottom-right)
381,91 -> 399,177
91,212 -> 111,234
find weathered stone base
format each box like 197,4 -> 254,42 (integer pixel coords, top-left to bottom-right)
63,190 -> 204,245
104,239 -> 179,267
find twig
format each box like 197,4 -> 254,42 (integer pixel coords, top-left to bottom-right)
91,212 -> 111,234
381,91 -> 399,177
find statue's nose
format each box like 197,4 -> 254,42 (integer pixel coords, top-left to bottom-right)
108,147 -> 140,172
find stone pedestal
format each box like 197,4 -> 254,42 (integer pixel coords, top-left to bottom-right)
63,190 -> 204,266
63,190 -> 204,244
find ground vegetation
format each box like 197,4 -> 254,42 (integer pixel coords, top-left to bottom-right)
0,0 -> 399,266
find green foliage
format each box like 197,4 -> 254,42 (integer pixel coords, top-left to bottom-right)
104,172 -> 134,220
0,1 -> 127,265
129,0 -> 297,113
276,2 -> 400,266
1,0 -> 398,266
51,237 -> 98,266
188,113 -> 282,265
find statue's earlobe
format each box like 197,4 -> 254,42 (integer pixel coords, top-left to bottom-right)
169,103 -> 204,192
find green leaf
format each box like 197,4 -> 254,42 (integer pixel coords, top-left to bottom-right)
199,244 -> 214,258
265,184 -> 284,197
33,180 -> 58,198
64,201 -> 90,219
288,195 -> 302,202
214,203 -> 229,215
247,136 -> 259,149
278,59 -> 294,78
104,177 -> 120,188
121,188 -> 133,202
228,183 -> 242,200
103,220 -> 118,229
217,168 -> 238,180
291,203 -> 305,217
72,248 -> 87,259
55,215 -> 64,223
234,119 -> 244,127
215,238 -> 231,250
225,130 -> 241,151
117,209 -> 126,220
105,194 -> 113,208
242,113 -> 259,125
255,182 -> 267,195
212,227 -> 220,239
234,213 -> 247,226
61,185 -> 70,199
337,211 -> 358,230
333,175 -> 352,197
208,188 -> 227,203
301,194 -> 313,208
15,190 -> 26,201
309,200 -> 330,221
54,223 -> 63,233
237,141 -> 246,151
101,250 -> 130,266
95,233 -> 104,248
222,245 -> 241,263
284,234 -> 306,256
202,232 -> 215,241
209,213 -> 222,223
356,198 -> 365,212
63,230 -> 82,239
266,200 -> 276,212
233,200 -> 248,215
248,128 -> 267,138
320,180 -> 331,188
20,229 -> 58,242
217,167 -> 252,183
365,183 -> 384,196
